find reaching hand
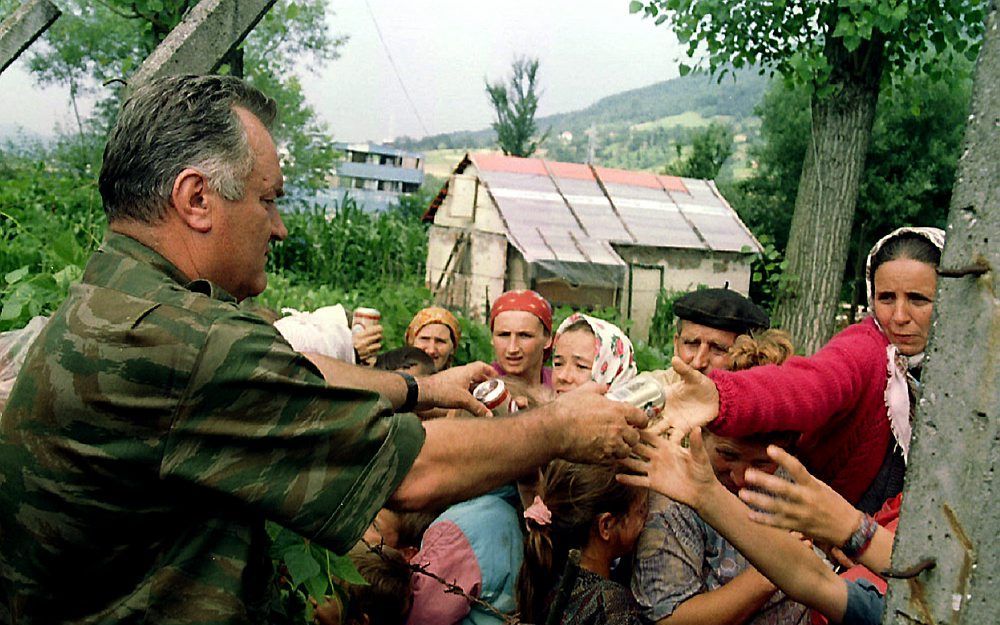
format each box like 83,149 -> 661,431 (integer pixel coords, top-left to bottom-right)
739,445 -> 862,547
415,362 -> 496,418
649,357 -> 720,443
352,324 -> 383,363
552,381 -> 648,463
618,427 -> 720,510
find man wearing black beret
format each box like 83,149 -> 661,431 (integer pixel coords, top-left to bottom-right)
671,287 -> 769,374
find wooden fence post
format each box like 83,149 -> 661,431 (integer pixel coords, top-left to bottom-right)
127,0 -> 275,92
0,0 -> 59,75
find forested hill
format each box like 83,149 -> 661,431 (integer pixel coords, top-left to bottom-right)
394,69 -> 769,153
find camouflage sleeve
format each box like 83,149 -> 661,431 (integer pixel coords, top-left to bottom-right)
631,494 -> 709,622
160,310 -> 424,554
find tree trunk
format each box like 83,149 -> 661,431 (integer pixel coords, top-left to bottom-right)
772,34 -> 885,354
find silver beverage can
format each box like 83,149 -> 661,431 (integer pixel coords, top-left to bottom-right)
606,372 -> 665,417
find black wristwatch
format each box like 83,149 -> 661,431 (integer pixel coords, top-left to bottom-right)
396,371 -> 419,413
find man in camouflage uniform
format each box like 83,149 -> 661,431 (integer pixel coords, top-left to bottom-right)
0,75 -> 646,624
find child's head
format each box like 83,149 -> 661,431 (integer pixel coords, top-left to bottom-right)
362,508 -> 437,561
374,347 -> 436,377
342,544 -> 413,625
552,313 -> 637,395
516,461 -> 647,623
704,329 -> 798,494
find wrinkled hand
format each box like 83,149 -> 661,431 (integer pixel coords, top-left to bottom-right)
415,362 -> 496,418
649,357 -> 720,443
739,445 -> 861,547
352,324 -> 383,363
552,381 -> 648,463
619,427 -> 719,510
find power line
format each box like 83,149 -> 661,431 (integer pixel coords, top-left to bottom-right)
363,0 -> 430,137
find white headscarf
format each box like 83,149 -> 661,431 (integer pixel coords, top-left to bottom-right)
864,226 -> 945,462
554,313 -> 637,392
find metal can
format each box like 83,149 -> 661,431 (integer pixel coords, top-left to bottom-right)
351,307 -> 381,334
606,372 -> 665,418
473,379 -> 518,417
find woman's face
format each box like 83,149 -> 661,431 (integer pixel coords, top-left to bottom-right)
491,311 -> 551,380
553,329 -> 596,394
411,323 -> 455,371
873,258 -> 937,356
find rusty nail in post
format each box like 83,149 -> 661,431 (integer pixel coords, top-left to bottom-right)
938,260 -> 989,277
883,557 -> 937,579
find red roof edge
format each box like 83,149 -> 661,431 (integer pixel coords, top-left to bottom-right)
592,166 -> 661,189
656,174 -> 689,195
470,152 -> 548,175
544,159 -> 595,180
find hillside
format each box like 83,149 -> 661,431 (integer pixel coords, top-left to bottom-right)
396,70 -> 767,150
395,69 -> 769,174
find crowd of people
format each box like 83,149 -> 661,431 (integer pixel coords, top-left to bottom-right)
0,75 -> 948,625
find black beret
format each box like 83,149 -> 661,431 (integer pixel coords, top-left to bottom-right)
674,288 -> 770,335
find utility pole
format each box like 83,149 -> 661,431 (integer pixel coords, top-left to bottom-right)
883,2 -> 999,623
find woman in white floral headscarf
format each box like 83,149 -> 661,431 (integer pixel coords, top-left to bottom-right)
552,313 -> 637,395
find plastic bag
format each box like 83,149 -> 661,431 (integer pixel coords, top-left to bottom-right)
274,305 -> 356,364
0,316 -> 49,417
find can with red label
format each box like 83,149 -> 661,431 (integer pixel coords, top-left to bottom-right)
472,379 -> 518,417
351,307 -> 381,334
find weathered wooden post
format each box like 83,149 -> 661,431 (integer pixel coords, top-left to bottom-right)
127,0 -> 275,91
0,0 -> 59,75
883,2 -> 999,623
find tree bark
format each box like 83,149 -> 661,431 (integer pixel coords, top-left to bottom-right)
772,33 -> 885,354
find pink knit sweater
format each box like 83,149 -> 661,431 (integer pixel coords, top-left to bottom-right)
708,317 -> 891,504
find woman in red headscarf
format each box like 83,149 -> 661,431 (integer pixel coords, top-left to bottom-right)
488,290 -> 555,398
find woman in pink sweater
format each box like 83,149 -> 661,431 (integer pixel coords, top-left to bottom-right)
661,227 -> 944,513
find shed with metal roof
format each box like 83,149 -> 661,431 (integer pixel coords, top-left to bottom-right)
423,152 -> 762,340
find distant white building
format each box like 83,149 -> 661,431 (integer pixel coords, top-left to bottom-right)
422,153 -> 762,340
325,143 -> 425,212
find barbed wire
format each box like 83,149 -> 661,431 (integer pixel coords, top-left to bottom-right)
360,536 -> 524,625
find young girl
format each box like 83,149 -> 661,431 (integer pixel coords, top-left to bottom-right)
517,461 -> 648,625
552,312 -> 637,395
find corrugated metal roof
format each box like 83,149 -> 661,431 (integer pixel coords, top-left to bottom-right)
427,153 -> 761,277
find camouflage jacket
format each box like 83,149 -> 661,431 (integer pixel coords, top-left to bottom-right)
0,233 -> 424,625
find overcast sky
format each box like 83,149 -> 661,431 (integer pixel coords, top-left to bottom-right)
0,1 -> 686,142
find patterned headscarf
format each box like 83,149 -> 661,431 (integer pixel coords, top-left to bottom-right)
864,226 -> 945,463
555,313 -> 637,391
405,306 -> 461,347
489,290 -> 553,334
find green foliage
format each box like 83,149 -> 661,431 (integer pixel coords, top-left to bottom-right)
266,522 -> 365,624
267,197 -> 428,294
722,81 -> 811,252
746,236 -> 794,314
485,56 -> 549,157
663,121 -> 734,179
631,0 -> 985,92
727,58 -> 970,304
647,289 -> 682,354
0,146 -> 104,331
